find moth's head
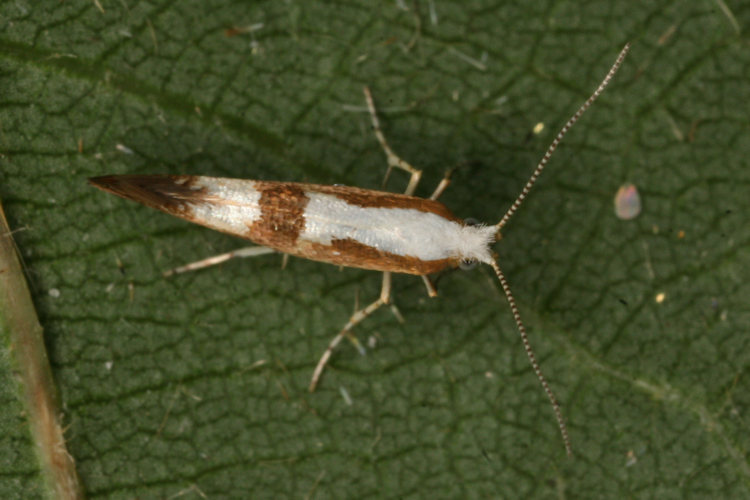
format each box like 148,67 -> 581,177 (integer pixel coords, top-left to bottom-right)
452,220 -> 497,271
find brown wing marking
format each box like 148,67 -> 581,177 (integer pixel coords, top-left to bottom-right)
306,184 -> 461,222
298,237 -> 456,275
246,182 -> 309,250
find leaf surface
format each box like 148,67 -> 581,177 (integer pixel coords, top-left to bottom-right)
1,1 -> 748,498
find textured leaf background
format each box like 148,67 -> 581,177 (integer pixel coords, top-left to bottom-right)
1,1 -> 749,498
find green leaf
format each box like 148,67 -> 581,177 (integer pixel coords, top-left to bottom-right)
1,1 -> 749,498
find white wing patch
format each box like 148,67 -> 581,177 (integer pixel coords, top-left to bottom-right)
301,192 -> 495,264
188,178 -> 262,235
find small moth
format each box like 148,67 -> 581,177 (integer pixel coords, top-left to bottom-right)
90,44 -> 630,456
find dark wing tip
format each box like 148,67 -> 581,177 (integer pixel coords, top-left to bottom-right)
88,175 -> 161,201
88,175 -> 127,194
88,175 -> 204,216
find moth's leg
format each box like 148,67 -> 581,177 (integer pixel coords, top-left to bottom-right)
162,246 -> 277,277
429,168 -> 454,201
355,283 -> 405,334
309,271 -> 392,392
421,275 -> 437,297
388,302 -> 405,324
363,87 -> 422,196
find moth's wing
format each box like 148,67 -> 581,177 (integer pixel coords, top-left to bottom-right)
89,175 -> 263,238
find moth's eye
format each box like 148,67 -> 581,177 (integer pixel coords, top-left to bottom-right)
459,258 -> 477,271
464,217 -> 480,226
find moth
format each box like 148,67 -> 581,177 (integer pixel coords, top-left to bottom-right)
90,44 -> 630,456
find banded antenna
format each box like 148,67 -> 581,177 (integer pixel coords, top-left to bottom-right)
492,43 -> 630,457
